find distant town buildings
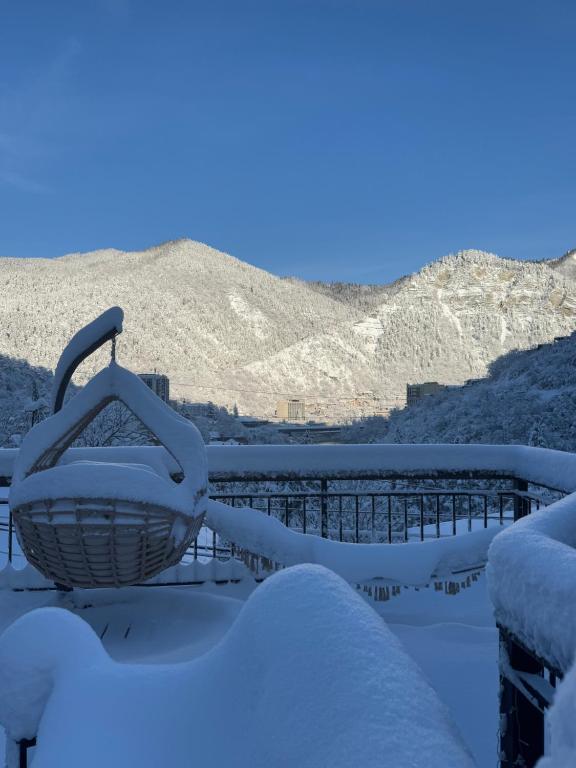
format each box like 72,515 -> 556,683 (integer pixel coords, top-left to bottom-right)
138,373 -> 170,403
406,382 -> 446,406
276,399 -> 306,421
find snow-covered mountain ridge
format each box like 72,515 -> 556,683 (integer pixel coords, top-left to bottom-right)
1,240 -> 576,420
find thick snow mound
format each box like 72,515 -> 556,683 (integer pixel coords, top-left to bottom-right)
11,461 -> 194,517
537,660 -> 576,767
0,566 -> 475,768
488,492 -> 576,672
0,608 -> 106,741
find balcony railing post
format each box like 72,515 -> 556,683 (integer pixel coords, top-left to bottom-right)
320,479 -> 328,538
8,509 -> 13,564
499,629 -> 545,767
514,479 -> 529,522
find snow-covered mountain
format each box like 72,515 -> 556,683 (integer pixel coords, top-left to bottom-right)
342,331 -> 576,450
1,240 -> 576,421
547,248 -> 576,281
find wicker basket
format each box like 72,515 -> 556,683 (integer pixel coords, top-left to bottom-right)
13,498 -> 204,588
10,363 -> 208,589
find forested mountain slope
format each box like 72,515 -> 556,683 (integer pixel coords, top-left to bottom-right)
2,240 -> 576,420
343,332 -> 576,450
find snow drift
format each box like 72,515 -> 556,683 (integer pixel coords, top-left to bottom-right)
0,565 -> 475,768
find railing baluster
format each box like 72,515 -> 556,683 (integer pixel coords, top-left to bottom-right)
8,510 -> 13,564
203,475 -> 562,568
404,497 -> 408,542
419,495 -> 424,541
320,479 -> 328,538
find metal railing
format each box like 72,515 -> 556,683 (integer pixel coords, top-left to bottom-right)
0,479 -> 562,566
498,626 -> 562,768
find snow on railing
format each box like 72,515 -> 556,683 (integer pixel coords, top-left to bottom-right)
206,498 -> 500,586
488,491 -> 576,674
487,488 -> 576,766
0,443 -> 572,592
2,443 -> 576,490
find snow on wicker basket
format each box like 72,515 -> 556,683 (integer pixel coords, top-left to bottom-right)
9,362 -> 208,589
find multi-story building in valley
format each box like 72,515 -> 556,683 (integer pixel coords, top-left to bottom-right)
406,381 -> 446,406
138,373 -> 170,403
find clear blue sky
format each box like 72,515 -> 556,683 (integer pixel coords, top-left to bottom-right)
1,0 -> 574,282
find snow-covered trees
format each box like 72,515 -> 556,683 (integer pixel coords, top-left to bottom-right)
2,242 -> 576,420
341,332 -> 576,451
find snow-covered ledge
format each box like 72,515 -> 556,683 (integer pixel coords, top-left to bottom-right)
487,491 -> 576,673
1,443 -> 576,490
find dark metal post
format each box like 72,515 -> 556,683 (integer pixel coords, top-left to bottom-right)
320,479 -> 328,538
499,630 -> 545,767
419,496 -> 424,541
18,738 -> 36,768
403,498 -> 408,542
8,510 -> 13,564
514,479 -> 529,521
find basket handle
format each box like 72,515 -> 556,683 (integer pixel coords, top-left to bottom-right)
52,307 -> 124,414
